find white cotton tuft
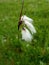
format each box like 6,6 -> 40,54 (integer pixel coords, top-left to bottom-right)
21,15 -> 33,23
21,27 -> 32,42
24,20 -> 36,34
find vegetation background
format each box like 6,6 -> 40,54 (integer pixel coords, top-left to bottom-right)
0,0 -> 49,65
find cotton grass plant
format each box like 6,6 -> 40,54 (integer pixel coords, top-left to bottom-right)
18,0 -> 36,42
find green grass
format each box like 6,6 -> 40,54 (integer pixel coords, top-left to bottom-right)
0,0 -> 49,65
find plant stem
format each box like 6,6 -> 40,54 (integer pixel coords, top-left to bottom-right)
18,0 -> 24,43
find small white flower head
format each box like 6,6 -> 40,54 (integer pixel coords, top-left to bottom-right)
18,15 -> 36,42
21,27 -> 32,42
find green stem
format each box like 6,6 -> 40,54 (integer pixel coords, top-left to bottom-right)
18,30 -> 19,43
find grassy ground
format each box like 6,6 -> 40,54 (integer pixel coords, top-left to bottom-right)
0,0 -> 49,65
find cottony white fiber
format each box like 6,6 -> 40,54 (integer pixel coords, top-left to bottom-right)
21,15 -> 33,23
21,27 -> 32,42
24,20 -> 36,34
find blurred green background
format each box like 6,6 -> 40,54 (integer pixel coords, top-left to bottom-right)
0,0 -> 49,65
